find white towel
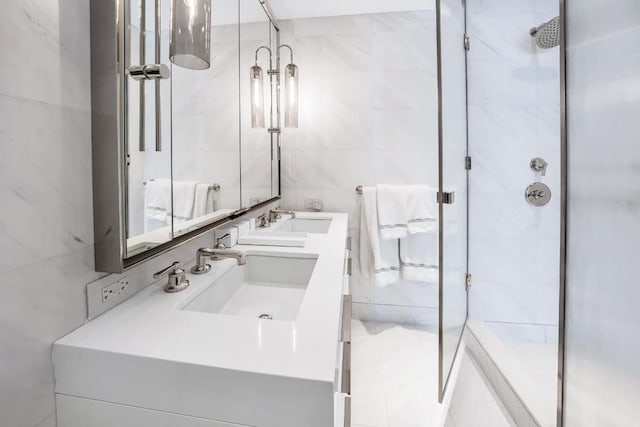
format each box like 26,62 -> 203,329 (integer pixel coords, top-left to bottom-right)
172,180 -> 199,223
144,179 -> 171,232
400,232 -> 438,283
360,186 -> 400,287
376,184 -> 437,238
376,184 -> 411,239
193,184 -> 212,218
407,185 -> 437,234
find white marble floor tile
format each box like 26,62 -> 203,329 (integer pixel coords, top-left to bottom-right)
351,320 -> 444,427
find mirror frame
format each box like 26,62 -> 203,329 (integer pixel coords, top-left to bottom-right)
90,0 -> 282,273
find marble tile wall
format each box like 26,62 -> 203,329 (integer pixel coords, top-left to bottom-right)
0,2 -> 100,426
278,11 -> 440,325
467,0 -> 561,342
0,2 -> 224,426
564,1 -> 640,425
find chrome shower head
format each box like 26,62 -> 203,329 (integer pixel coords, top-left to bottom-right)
530,16 -> 560,49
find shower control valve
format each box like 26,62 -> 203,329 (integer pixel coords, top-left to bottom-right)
530,157 -> 548,176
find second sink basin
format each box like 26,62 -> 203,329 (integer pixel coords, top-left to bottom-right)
276,217 -> 332,234
183,253 -> 318,321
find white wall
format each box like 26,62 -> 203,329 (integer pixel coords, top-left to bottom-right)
564,1 -> 640,425
278,11 -> 440,324
467,0 -> 561,343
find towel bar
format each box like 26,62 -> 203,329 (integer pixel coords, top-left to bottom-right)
143,180 -> 221,192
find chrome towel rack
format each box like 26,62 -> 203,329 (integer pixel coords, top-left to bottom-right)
143,180 -> 221,192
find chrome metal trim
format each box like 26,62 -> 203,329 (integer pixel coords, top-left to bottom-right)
436,0 -> 444,401
344,395 -> 351,427
258,0 -> 279,30
139,0 -> 146,152
346,236 -> 352,251
355,185 -> 363,195
341,342 -> 351,394
341,295 -> 352,343
558,0 -> 567,425
154,0 -> 162,152
90,0 -> 128,272
128,64 -> 171,80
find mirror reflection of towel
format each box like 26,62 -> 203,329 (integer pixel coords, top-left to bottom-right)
193,184 -> 214,218
172,181 -> 199,224
144,179 -> 171,232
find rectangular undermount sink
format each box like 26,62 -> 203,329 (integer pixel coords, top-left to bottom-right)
237,230 -> 307,247
276,217 -> 332,234
182,253 -> 318,321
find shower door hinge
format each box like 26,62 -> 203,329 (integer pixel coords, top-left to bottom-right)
437,192 -> 455,205
465,156 -> 472,170
466,273 -> 472,289
464,34 -> 471,51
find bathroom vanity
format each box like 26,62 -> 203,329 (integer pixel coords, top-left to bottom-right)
53,212 -> 351,427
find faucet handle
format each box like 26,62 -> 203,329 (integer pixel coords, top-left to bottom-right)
153,261 -> 182,279
153,261 -> 190,293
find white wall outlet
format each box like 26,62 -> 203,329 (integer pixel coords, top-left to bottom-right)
102,277 -> 130,303
305,199 -> 323,211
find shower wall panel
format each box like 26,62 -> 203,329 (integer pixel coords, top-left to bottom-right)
467,0 -> 561,342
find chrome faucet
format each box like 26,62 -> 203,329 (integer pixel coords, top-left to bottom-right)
154,261 -> 190,293
191,247 -> 247,275
269,209 -> 296,223
257,213 -> 271,228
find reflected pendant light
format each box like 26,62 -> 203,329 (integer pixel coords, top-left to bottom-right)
284,63 -> 299,128
250,65 -> 266,128
170,0 -> 212,70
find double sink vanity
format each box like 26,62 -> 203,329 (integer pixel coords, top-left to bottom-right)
54,212 -> 351,427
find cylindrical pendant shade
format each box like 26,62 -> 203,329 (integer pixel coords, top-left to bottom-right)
250,65 -> 265,128
284,63 -> 299,128
170,0 -> 212,70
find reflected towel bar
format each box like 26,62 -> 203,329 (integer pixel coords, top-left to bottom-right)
143,180 -> 221,192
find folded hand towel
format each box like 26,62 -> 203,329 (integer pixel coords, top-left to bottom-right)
172,180 -> 199,223
360,186 -> 400,286
407,185 -> 437,234
193,184 -> 212,218
376,184 -> 411,239
400,232 -> 438,283
376,184 -> 437,239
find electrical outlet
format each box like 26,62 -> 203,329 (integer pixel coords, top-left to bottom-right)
305,198 -> 323,211
102,277 -> 130,303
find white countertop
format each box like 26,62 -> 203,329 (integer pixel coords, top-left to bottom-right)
54,212 -> 349,427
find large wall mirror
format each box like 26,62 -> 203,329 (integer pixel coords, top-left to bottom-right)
91,0 -> 284,272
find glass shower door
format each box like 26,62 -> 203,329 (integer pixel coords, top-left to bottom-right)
437,0 -> 469,401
